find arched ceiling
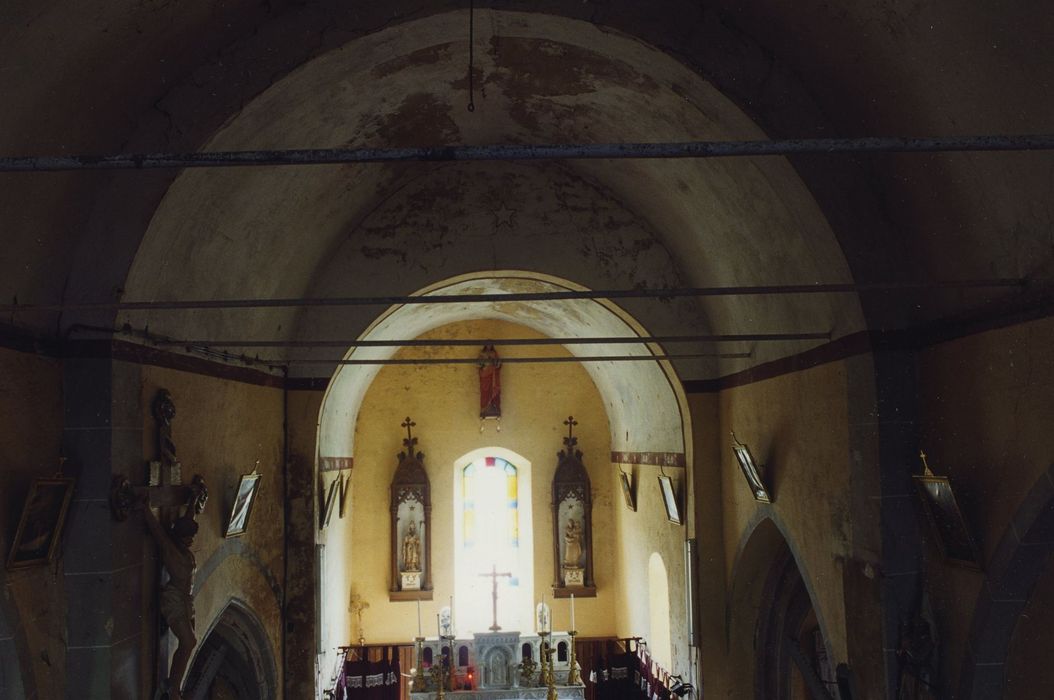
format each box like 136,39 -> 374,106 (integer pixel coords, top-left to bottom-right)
0,1 -> 1049,380
114,10 -> 859,380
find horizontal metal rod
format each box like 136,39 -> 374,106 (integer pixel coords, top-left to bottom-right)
280,352 -> 751,366
3,279 -> 1026,313
2,135 -> 1053,173
158,332 -> 830,348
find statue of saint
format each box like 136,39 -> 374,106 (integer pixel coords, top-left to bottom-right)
563,517 -> 583,567
402,520 -> 422,572
478,345 -> 502,419
140,501 -> 198,700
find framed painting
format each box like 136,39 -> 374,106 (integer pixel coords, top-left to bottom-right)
225,471 -> 261,538
7,477 -> 75,569
658,474 -> 682,524
619,470 -> 636,511
731,433 -> 772,503
913,474 -> 981,568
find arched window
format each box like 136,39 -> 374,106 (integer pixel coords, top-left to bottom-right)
557,642 -> 568,662
454,450 -> 534,634
522,643 -> 533,661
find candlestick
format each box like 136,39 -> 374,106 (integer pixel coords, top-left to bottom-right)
570,593 -> 575,631
417,599 -> 423,636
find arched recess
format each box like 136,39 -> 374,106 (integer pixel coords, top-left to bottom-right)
647,552 -> 672,670
453,447 -> 535,634
183,599 -> 278,700
317,271 -> 692,472
727,518 -> 839,700
0,586 -> 29,699
959,464 -> 1054,699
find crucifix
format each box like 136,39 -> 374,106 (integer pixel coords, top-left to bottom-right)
108,389 -> 208,700
479,563 -> 513,631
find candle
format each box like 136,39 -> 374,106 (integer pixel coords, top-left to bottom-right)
437,613 -> 441,638
450,595 -> 455,636
417,599 -> 422,637
570,593 -> 575,631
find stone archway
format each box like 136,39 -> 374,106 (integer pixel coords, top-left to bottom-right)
727,518 -> 839,700
183,599 -> 278,700
0,586 -> 28,699
960,464 -> 1054,699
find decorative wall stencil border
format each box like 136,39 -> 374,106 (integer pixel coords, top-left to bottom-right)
2,290 -> 1050,395
610,451 -> 686,468
319,457 -> 353,472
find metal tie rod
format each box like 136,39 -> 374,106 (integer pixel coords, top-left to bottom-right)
2,135 -> 1053,172
1,279 -> 1026,312
158,333 -> 831,348
281,352 -> 753,366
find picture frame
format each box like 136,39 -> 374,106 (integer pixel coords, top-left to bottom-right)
731,432 -> 772,503
7,477 -> 75,569
619,470 -> 636,511
658,474 -> 682,524
913,474 -> 981,569
225,471 -> 261,538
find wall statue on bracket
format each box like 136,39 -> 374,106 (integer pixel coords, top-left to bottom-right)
478,344 -> 502,431
551,416 -> 596,597
389,417 -> 433,601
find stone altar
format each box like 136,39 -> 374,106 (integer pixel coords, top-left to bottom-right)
411,631 -> 583,700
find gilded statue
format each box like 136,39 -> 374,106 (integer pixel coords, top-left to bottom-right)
402,520 -> 422,572
563,517 -> 582,567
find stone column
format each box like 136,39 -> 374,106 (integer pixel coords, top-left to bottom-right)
62,357 -> 146,700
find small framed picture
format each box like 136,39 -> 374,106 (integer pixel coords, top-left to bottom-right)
731,433 -> 772,503
7,477 -> 75,569
658,474 -> 682,524
914,474 -> 981,569
225,471 -> 261,538
619,470 -> 636,511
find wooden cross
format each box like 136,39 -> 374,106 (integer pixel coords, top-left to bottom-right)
479,563 -> 513,631
564,416 -> 578,440
109,390 -> 208,519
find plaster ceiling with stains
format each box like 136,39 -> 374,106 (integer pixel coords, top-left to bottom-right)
1,1 -> 1051,384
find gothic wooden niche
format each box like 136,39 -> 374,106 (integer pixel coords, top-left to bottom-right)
390,417 -> 433,601
551,416 -> 596,597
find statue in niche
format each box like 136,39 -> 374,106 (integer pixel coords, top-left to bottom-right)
478,345 -> 502,420
402,520 -> 422,572
564,517 -> 583,567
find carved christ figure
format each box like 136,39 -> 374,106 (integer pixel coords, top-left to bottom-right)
563,517 -> 583,567
402,520 -> 422,572
140,502 -> 198,700
478,344 -> 502,419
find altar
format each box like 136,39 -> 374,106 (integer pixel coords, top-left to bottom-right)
410,631 -> 584,700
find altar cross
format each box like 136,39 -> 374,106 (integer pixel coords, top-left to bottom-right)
479,564 -> 513,631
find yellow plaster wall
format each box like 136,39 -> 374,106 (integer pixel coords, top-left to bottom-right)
139,366 -> 285,689
719,360 -> 852,663
345,320 -> 617,644
0,347 -> 65,698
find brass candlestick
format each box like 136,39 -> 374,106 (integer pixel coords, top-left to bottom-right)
429,662 -> 447,700
413,637 -> 428,689
541,634 -> 558,700
567,630 -> 581,686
